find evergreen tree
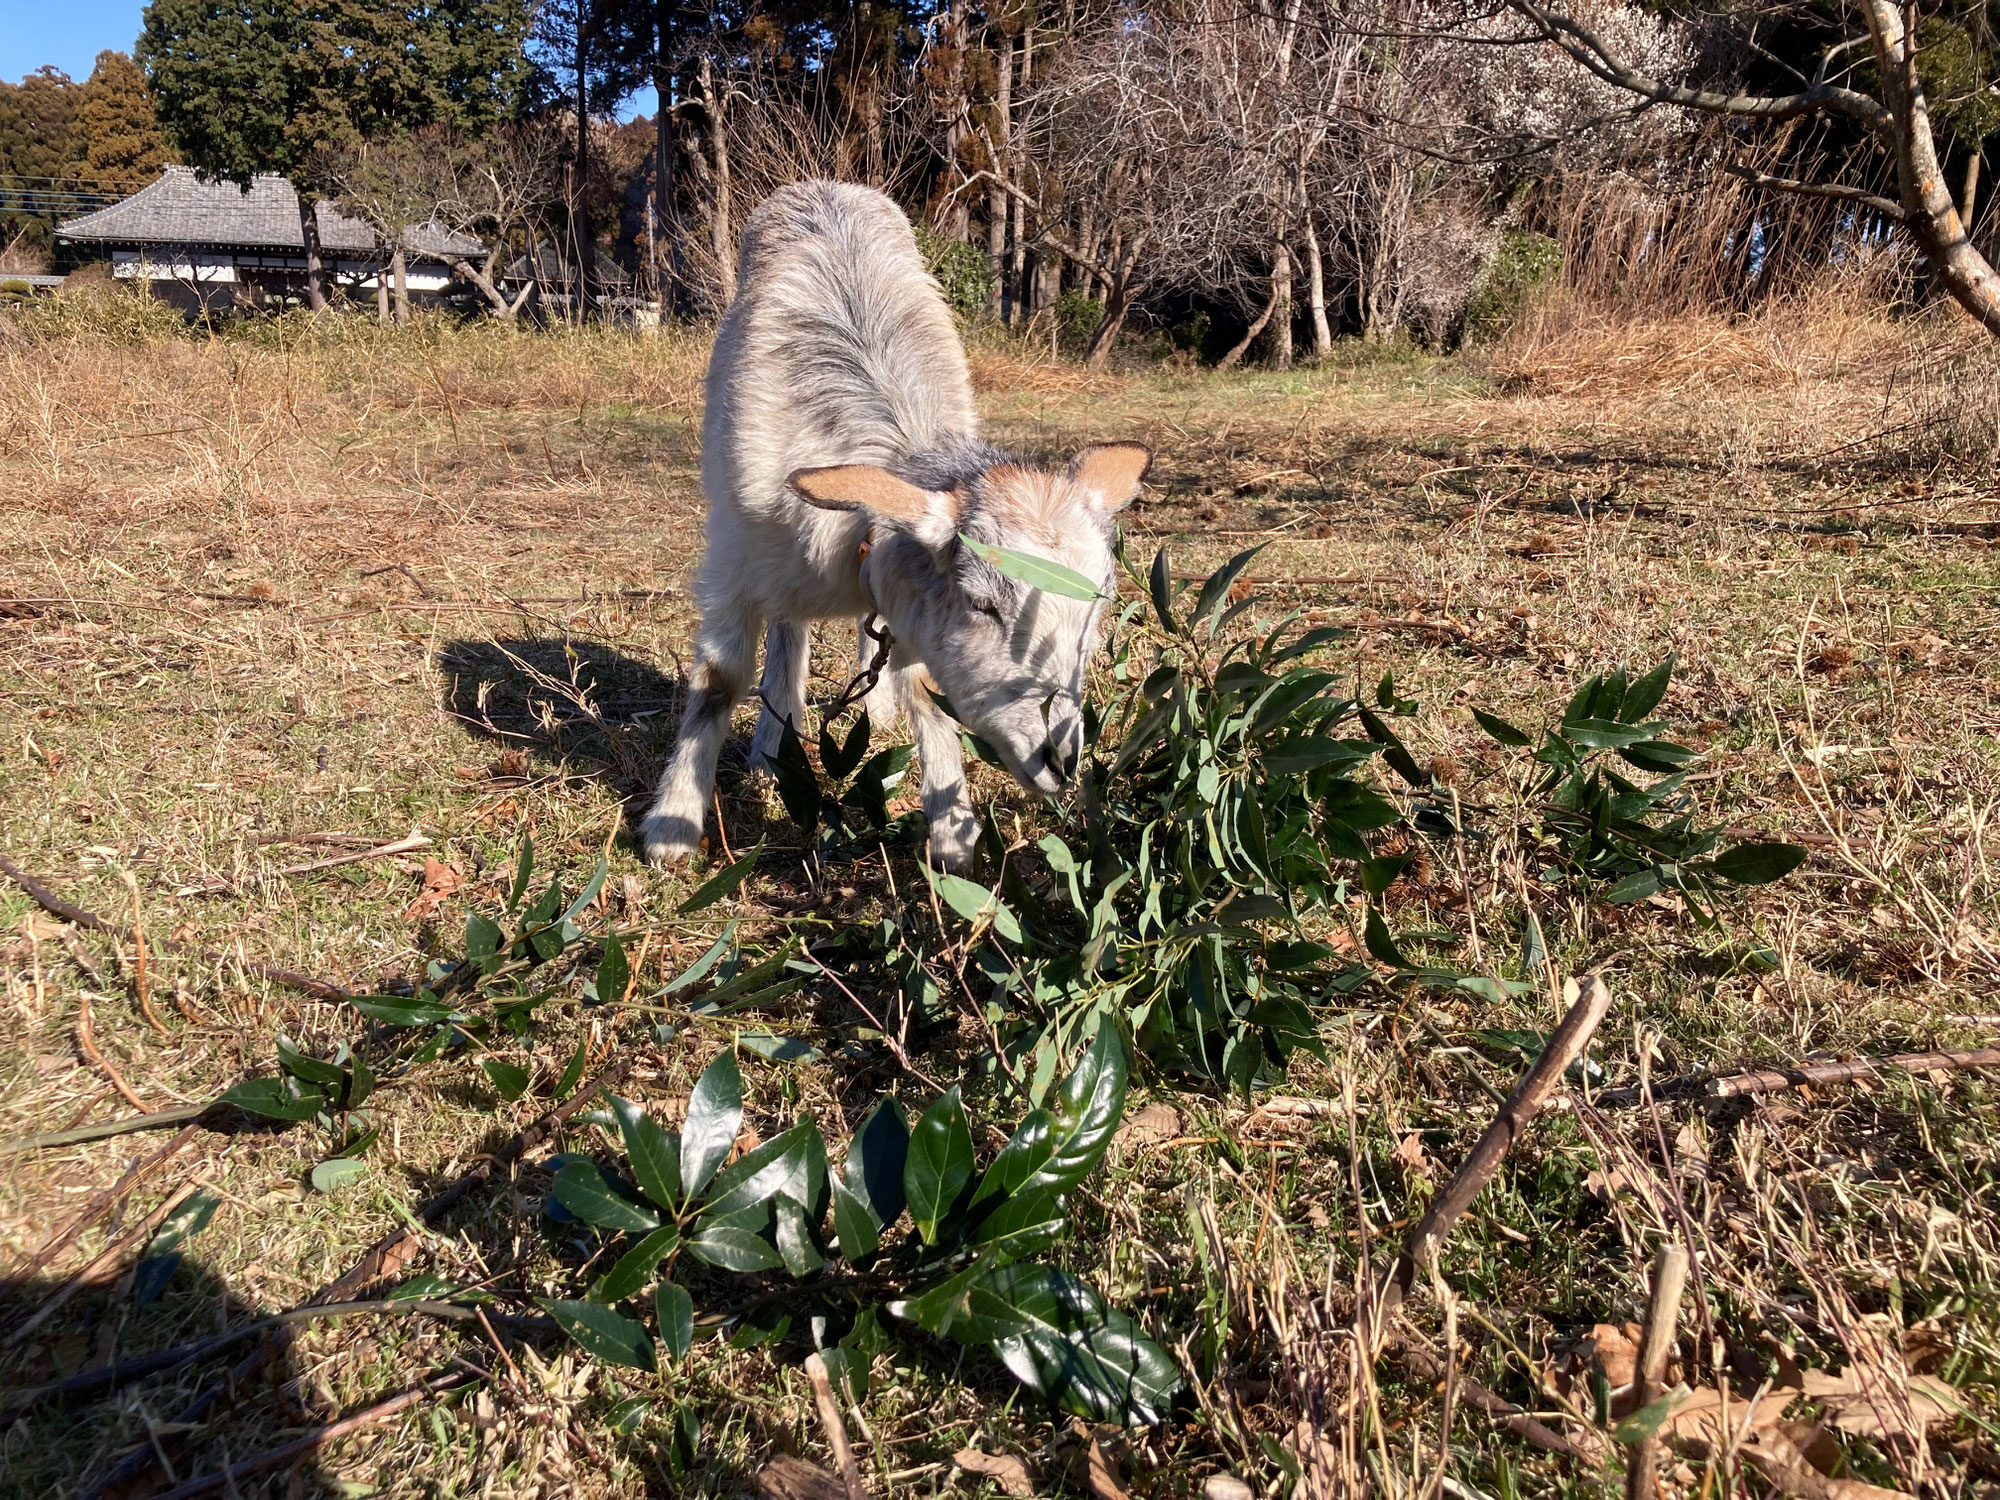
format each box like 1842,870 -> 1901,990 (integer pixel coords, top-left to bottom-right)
80,52 -> 170,183
138,0 -> 532,308
0,68 -> 87,253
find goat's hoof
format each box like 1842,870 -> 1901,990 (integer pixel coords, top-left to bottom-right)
925,833 -> 978,876
639,810 -> 701,866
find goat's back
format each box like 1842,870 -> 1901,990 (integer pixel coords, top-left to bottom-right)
702,181 -> 976,527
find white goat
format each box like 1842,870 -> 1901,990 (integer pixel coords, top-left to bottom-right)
639,180 -> 1149,872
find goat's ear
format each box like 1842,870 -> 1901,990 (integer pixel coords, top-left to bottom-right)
788,465 -> 960,556
1068,442 -> 1152,515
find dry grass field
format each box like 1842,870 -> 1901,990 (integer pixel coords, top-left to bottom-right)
0,286 -> 1997,1499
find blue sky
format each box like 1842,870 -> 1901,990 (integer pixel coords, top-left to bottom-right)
2,0 -> 146,83
3,5 -> 658,117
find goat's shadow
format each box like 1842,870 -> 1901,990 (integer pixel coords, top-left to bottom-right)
0,1254 -> 329,1497
436,636 -> 687,799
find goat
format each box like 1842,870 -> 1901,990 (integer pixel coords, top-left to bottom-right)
639,180 -> 1149,872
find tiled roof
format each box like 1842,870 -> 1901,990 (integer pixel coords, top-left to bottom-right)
58,167 -> 483,259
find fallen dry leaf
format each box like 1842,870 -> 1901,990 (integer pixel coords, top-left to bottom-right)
1593,1322 -> 1641,1392
1086,1439 -> 1127,1500
404,856 -> 464,920
1655,1382 -> 1796,1452
1800,1367 -> 1967,1440
1741,1426 -> 1906,1500
1393,1133 -> 1435,1179
1282,1420 -> 1341,1500
1114,1100 -> 1182,1148
955,1447 -> 1034,1497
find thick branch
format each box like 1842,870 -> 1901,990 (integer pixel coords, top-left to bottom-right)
1725,163 -> 1905,221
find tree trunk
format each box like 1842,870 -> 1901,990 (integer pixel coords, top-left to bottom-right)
376,257 -> 390,324
391,244 -> 410,325
573,1 -> 596,323
1219,275 -> 1284,370
1083,234 -> 1146,370
298,198 -> 327,312
1864,0 -> 2000,333
700,54 -> 736,304
1303,213 -> 1332,357
1006,28 -> 1032,324
654,0 -> 675,311
944,0 -> 970,240
1268,238 -> 1294,370
987,32 -> 1012,317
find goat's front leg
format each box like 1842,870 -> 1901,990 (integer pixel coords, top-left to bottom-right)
641,601 -> 762,864
748,619 -> 808,773
899,661 -> 977,873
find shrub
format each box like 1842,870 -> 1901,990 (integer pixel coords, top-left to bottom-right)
1053,289 -> 1105,354
1463,229 -> 1563,344
915,227 -> 995,322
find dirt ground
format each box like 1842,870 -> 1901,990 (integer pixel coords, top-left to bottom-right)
0,301 -> 1996,1498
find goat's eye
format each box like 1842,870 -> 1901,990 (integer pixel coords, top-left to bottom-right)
974,601 -> 1006,624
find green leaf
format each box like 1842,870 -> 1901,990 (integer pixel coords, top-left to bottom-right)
961,533 -> 1100,600
466,912 -> 503,969
1249,671 -> 1339,738
552,1161 -> 663,1232
684,1224 -> 785,1272
1148,544 -> 1177,632
738,1030 -> 823,1063
1189,545 -> 1265,634
612,1096 -> 683,1210
596,929 -> 632,1006
344,1050 -> 375,1110
1364,908 -> 1412,969
1563,717 -> 1658,750
1612,1391 -> 1685,1445
702,1119 -> 826,1219
678,842 -> 765,915
540,1298 -> 656,1371
349,994 -> 451,1026
771,720 -> 823,833
1619,656 -> 1674,723
1710,842 -> 1808,886
1261,734 -> 1373,775
925,867 -> 1024,944
1361,853 -> 1413,898
275,1036 -> 345,1087
1357,706 -> 1426,786
591,1225 -> 681,1303
1606,868 -> 1664,904
830,1179 -> 881,1262
1215,892 -> 1286,926
773,1195 -> 826,1277
554,1033 -> 589,1100
507,834 -> 534,914
681,1051 -> 744,1198
821,711 -> 873,781
905,1088 -> 976,1245
978,1263 -> 1185,1425
218,1076 -> 328,1122
844,1098 -> 908,1228
310,1157 -> 367,1192
1471,707 -> 1532,747
1619,740 -> 1700,773
663,924 -> 737,992
481,1059 -> 530,1101
656,1281 -> 695,1360
559,854 -> 609,928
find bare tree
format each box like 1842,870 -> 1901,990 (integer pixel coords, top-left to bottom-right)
1503,0 -> 2000,335
432,124 -> 565,323
315,134 -> 443,324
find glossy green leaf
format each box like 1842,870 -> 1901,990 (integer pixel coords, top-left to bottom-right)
466,912 -> 503,969
657,1280 -> 695,1360
702,1119 -> 826,1218
737,1030 -> 823,1063
844,1098 -> 908,1228
559,854 -> 609,928
540,1298 -> 656,1371
344,1049 -> 375,1110
773,1195 -> 826,1277
1471,707 -> 1532,747
596,928 -> 631,1006
663,924 -> 737,993
1710,841 -> 1808,886
925,867 -> 1024,944
685,1224 -> 785,1272
772,720 -> 823,832
275,1036 -> 344,1087
552,1161 -> 663,1232
1189,545 -> 1265,633
1619,656 -> 1674,723
830,1179 -> 880,1261
1148,544 -> 1177,632
591,1224 -> 681,1303
507,834 -> 534,913
982,1263 -> 1184,1425
821,711 -> 873,781
349,994 -> 450,1026
681,1051 -> 744,1197
678,841 -> 766,915
1364,908 -> 1412,968
612,1095 -> 682,1210
481,1059 -> 530,1101
554,1033 -> 589,1100
218,1075 -> 328,1122
961,533 -> 1100,600
1606,867 -> 1664,903
905,1087 -> 975,1245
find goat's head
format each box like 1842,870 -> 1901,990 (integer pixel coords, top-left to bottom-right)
790,442 -> 1150,796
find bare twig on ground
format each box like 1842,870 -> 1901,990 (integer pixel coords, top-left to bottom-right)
78,1058 -> 634,1500
804,1352 -> 868,1500
174,831 -> 431,896
0,852 -> 353,999
1377,975 -> 1614,1320
1396,1345 -> 1597,1459
1,1120 -> 200,1279
1625,1243 -> 1691,1500
74,990 -> 150,1113
141,1370 -> 480,1500
1593,1047 -> 2000,1108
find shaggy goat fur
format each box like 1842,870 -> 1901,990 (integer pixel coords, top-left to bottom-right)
640,180 -> 1147,871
